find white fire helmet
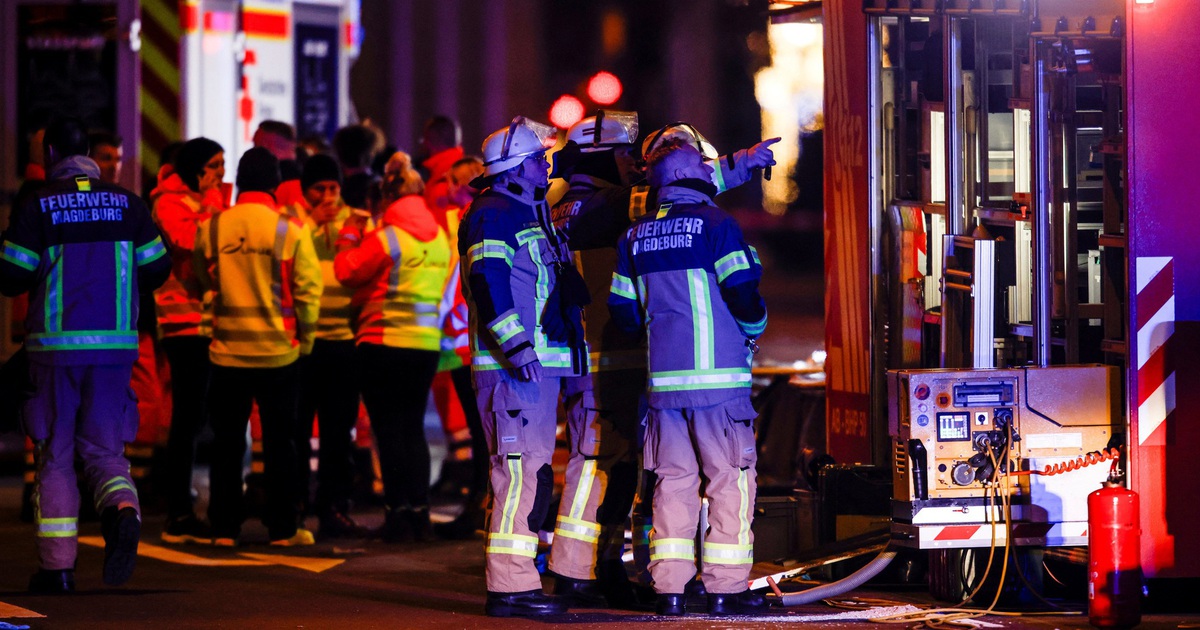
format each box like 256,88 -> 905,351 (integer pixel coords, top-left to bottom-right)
480,116 -> 559,177
565,110 -> 639,152
640,122 -> 719,161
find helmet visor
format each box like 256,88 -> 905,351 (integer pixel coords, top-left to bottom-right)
500,116 -> 558,162
642,122 -> 718,161
594,110 -> 639,148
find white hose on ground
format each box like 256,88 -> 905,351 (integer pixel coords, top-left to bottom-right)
779,549 -> 899,607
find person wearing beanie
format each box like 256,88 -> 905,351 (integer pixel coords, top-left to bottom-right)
152,136 -> 229,547
193,147 -> 323,547
284,154 -> 366,539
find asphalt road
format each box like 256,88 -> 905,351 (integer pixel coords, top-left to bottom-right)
0,474 -> 1196,630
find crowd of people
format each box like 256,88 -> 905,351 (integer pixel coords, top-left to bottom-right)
0,110 -> 779,618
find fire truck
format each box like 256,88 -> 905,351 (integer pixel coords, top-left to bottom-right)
0,0 -> 361,355
815,0 -> 1200,597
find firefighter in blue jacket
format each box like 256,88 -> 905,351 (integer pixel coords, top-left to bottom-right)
609,138 -> 768,616
549,113 -> 777,608
0,118 -> 171,593
459,116 -> 586,617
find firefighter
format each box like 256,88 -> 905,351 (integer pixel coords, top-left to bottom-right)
152,136 -> 227,545
334,156 -> 450,542
549,114 -> 779,608
460,117 -> 586,617
608,139 -> 768,616
546,111 -> 649,607
286,154 -> 368,538
193,148 -> 322,547
1,118 -> 171,592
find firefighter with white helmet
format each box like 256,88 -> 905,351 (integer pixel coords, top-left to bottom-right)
460,116 -> 587,617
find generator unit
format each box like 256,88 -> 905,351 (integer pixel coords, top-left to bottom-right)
889,365 -> 1119,549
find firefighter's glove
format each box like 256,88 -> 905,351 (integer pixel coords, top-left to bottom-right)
513,358 -> 544,383
745,137 -> 781,170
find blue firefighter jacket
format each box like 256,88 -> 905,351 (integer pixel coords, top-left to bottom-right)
459,179 -> 587,389
551,174 -> 653,408
0,157 -> 171,365
551,150 -> 762,409
608,183 -> 766,409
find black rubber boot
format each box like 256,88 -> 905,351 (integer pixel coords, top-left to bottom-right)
485,589 -> 568,617
685,577 -> 708,611
101,506 -> 141,587
29,569 -> 75,594
655,593 -> 687,616
553,575 -> 607,608
707,589 -> 769,615
379,507 -> 412,543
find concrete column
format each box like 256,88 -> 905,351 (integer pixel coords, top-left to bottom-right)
666,0 -> 717,135
387,0 -> 415,147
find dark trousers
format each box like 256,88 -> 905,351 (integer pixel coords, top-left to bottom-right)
161,336 -> 211,520
296,339 -> 360,515
357,343 -> 439,510
207,362 -> 300,540
450,365 -> 488,503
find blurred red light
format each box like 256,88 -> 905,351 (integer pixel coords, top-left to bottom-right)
587,71 -> 623,105
549,95 -> 586,129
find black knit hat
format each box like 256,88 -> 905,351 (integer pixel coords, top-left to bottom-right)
235,147 -> 281,194
174,137 -> 224,192
301,154 -> 343,191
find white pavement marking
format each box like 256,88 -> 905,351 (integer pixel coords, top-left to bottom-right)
77,537 -> 345,573
0,601 -> 44,618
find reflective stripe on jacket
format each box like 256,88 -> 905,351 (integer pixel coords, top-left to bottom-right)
151,173 -> 224,338
459,181 -> 587,387
608,184 -> 766,409
334,195 -> 451,351
0,159 -> 171,365
287,201 -> 355,341
194,192 -> 323,368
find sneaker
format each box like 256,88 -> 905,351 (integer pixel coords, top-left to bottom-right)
101,506 -> 141,587
269,528 -> 316,547
318,510 -> 370,539
161,514 -> 214,545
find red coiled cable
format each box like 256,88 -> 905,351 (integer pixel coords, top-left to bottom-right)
1010,448 -> 1122,476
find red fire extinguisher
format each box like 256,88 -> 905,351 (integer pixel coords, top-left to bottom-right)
1088,481 -> 1141,629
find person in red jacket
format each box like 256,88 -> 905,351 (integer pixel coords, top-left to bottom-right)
152,137 -> 228,545
334,157 -> 450,542
419,115 -> 465,217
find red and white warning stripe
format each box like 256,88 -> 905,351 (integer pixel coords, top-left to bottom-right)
891,521 -> 1088,549
1136,257 -> 1175,446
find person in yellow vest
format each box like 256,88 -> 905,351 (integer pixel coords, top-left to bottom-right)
334,155 -> 450,541
284,154 -> 369,538
432,156 -> 491,540
193,147 -> 322,547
